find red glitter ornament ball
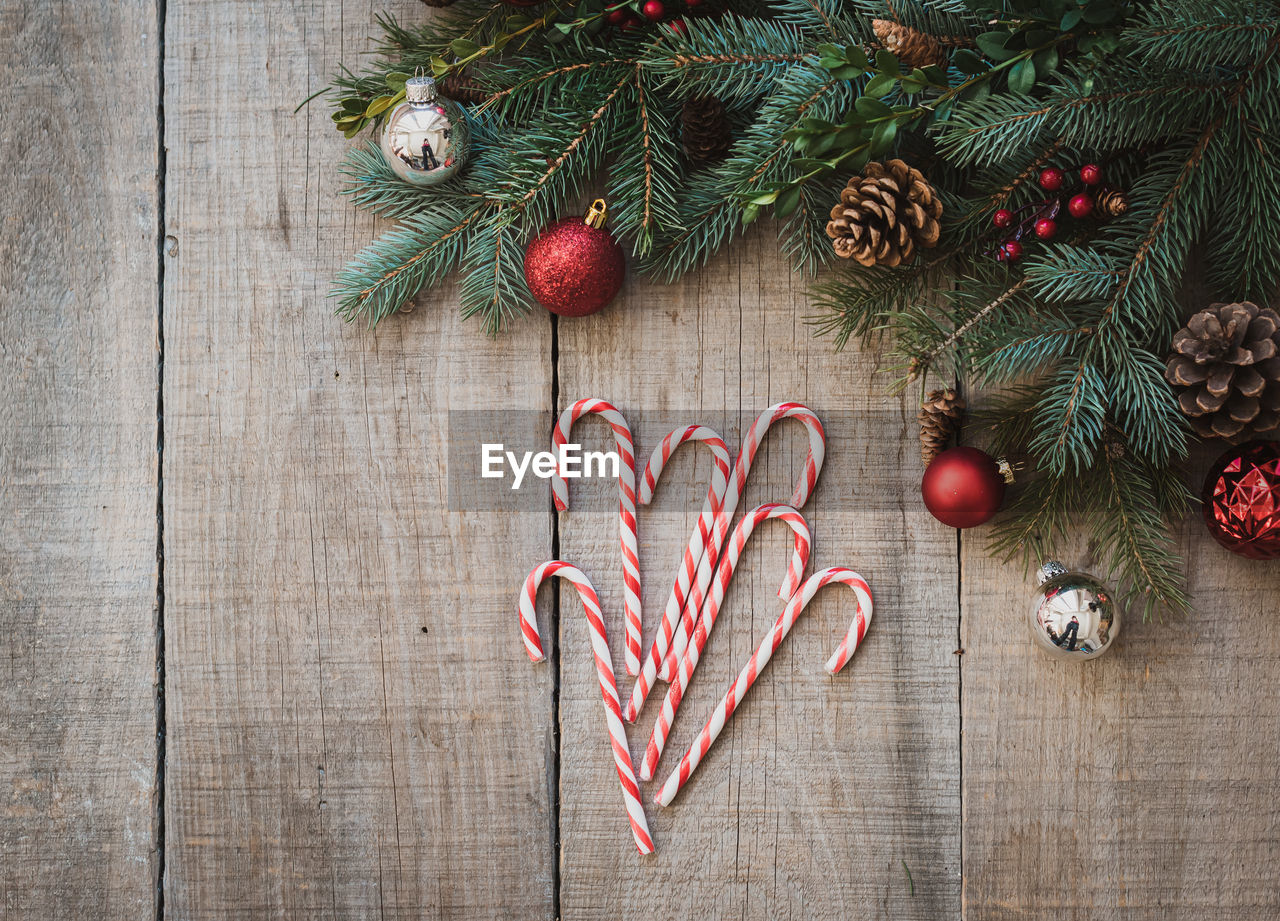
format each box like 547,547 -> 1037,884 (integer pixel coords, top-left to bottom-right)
1080,163 -> 1102,185
921,446 -> 1010,529
1038,167 -> 1064,191
993,208 -> 1013,228
524,200 -> 626,317
642,0 -> 664,19
1202,440 -> 1280,559
1034,218 -> 1057,239
1068,193 -> 1094,218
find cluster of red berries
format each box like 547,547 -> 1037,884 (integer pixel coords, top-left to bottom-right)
991,163 -> 1105,262
604,0 -> 705,33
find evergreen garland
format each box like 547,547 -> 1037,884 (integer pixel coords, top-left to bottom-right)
320,0 -> 1280,617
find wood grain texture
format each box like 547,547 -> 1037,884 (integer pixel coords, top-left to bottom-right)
555,231 -> 962,919
960,447 -> 1280,920
0,2 -> 160,918
161,2 -> 554,917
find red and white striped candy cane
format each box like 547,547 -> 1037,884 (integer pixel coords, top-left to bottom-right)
551,399 -> 643,677
654,567 -> 872,807
637,504 -> 811,779
632,424 -> 730,715
654,402 -> 825,682
518,561 -> 655,855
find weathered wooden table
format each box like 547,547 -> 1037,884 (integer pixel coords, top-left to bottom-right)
5,2 -> 1280,918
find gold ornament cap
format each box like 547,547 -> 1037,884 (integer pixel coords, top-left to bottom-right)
584,199 -> 609,229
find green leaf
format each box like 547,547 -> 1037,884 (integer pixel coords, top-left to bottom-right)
1060,9 -> 1083,29
742,203 -> 762,225
774,186 -> 803,218
1033,46 -> 1059,75
748,190 -> 780,206
844,45 -> 869,70
450,38 -> 481,57
854,96 -> 892,118
870,118 -> 898,154
921,65 -> 949,86
874,49 -> 901,75
1082,1 -> 1117,24
864,73 -> 897,97
952,49 -> 985,75
384,72 -> 410,92
430,55 -> 451,76
975,31 -> 1016,61
1008,57 -> 1036,94
364,94 -> 397,118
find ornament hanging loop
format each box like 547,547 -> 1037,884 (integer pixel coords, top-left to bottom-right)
584,199 -> 609,228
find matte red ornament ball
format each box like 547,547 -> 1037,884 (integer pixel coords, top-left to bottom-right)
1002,239 -> 1023,261
1202,440 -> 1280,559
922,446 -> 1008,529
1080,163 -> 1102,185
1038,167 -> 1064,191
1034,218 -> 1057,240
642,0 -> 665,19
524,207 -> 626,317
1068,193 -> 1094,218
993,208 -> 1013,229
607,7 -> 627,23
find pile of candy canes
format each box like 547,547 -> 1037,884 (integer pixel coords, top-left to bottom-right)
517,399 -> 874,855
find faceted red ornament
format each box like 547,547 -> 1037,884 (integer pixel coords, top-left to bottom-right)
1038,167 -> 1064,191
524,200 -> 626,317
1202,440 -> 1280,559
1034,218 -> 1057,240
642,0 -> 665,19
992,208 -> 1013,228
1068,193 -> 1094,218
1080,163 -> 1102,185
922,446 -> 1009,529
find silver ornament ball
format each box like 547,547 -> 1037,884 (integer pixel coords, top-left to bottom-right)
1027,561 -> 1120,661
379,76 -> 469,187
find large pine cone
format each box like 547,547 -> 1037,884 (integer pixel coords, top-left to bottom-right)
872,19 -> 946,70
919,388 -> 965,465
438,74 -> 489,105
681,95 -> 732,164
1165,301 -> 1280,441
826,159 -> 942,266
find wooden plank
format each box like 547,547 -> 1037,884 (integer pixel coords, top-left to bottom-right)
555,231 -> 961,918
0,1 -> 159,918
961,451 -> 1280,919
161,2 -> 555,917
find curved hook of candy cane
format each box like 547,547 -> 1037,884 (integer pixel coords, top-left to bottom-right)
637,504 -> 811,780
653,567 -> 872,808
518,561 -> 655,855
550,398 -> 643,677
661,402 -> 826,682
632,425 -> 731,713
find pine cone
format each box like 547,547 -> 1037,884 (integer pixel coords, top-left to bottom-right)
1094,188 -> 1129,218
826,159 -> 942,266
438,74 -> 489,105
872,19 -> 947,71
919,388 -> 966,465
1165,301 -> 1280,442
681,95 -> 732,164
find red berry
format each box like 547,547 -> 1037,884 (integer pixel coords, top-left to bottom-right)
606,7 -> 627,23
1080,163 -> 1102,186
669,17 -> 688,33
1034,218 -> 1056,240
642,0 -> 665,20
1068,193 -> 1094,218
621,13 -> 642,28
1002,240 -> 1023,261
1038,167 -> 1064,191
992,209 -> 1014,229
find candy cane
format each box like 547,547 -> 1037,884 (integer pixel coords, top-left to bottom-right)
633,424 -> 731,713
654,402 -> 825,682
518,561 -> 654,855
637,504 -> 811,779
551,399 -> 643,676
654,567 -> 872,807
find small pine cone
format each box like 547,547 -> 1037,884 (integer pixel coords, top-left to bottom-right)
919,388 -> 966,466
1165,301 -> 1280,442
681,95 -> 732,164
872,19 -> 947,71
437,74 -> 489,105
826,159 -> 942,266
1094,187 -> 1129,218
